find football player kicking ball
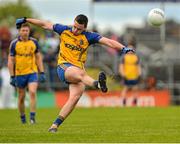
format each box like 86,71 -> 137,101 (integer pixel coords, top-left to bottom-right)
16,14 -> 133,132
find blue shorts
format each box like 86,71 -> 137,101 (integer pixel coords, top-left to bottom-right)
57,63 -> 74,83
124,78 -> 139,86
16,73 -> 38,88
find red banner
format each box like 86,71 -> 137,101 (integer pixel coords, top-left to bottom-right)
55,90 -> 170,107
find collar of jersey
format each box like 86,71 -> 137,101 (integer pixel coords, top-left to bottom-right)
69,27 -> 86,35
18,36 -> 30,41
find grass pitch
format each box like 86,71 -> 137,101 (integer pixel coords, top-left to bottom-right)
0,107 -> 180,143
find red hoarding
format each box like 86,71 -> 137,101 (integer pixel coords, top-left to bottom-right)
55,90 -> 170,107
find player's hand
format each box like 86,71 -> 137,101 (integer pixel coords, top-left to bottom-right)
39,72 -> 46,83
121,47 -> 135,55
16,17 -> 26,29
10,76 -> 16,87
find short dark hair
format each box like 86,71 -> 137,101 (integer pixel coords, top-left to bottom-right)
20,23 -> 31,29
75,14 -> 88,28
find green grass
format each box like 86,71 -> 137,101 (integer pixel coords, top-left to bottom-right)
0,107 -> 180,143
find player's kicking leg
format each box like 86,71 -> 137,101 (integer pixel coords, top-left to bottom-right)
48,65 -> 108,132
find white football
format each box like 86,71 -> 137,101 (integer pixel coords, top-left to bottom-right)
148,8 -> 165,27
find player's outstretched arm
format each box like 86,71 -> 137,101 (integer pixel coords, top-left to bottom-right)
16,17 -> 53,30
99,37 -> 135,54
26,18 -> 53,30
98,37 -> 125,50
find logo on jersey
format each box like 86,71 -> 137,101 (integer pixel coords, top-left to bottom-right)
65,43 -> 83,52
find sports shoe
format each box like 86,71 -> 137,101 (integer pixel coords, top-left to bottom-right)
48,124 -> 58,133
20,115 -> 26,124
48,127 -> 58,133
21,120 -> 26,124
30,118 -> 36,124
98,71 -> 108,93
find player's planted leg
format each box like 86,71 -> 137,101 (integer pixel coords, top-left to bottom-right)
28,83 -> 38,124
20,114 -> 26,124
48,82 -> 84,133
18,88 -> 26,124
48,116 -> 64,132
30,112 -> 36,124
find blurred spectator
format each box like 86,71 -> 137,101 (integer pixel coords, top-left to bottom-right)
40,32 -> 59,90
92,24 -> 98,33
145,76 -> 157,91
119,38 -> 141,106
0,64 -> 15,108
0,26 -> 11,64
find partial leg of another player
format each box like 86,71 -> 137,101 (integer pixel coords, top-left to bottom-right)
121,86 -> 128,106
28,82 -> 38,124
17,88 -> 26,124
132,85 -> 139,106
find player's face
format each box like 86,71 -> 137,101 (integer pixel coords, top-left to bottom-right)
127,51 -> 134,54
19,27 -> 30,39
72,21 -> 85,35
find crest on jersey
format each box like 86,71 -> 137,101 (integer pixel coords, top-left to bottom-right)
79,40 -> 84,45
